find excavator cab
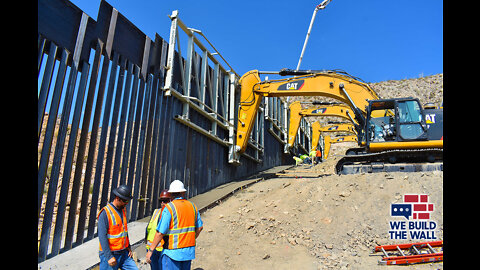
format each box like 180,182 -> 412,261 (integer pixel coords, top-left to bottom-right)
366,98 -> 428,145
335,97 -> 443,174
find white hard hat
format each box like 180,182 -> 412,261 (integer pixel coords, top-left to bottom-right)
168,180 -> 187,193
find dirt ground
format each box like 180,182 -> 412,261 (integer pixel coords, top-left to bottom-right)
131,143 -> 443,270
188,143 -> 443,270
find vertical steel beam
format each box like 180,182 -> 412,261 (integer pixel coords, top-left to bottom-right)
83,52 -> 114,240
210,63 -> 219,135
265,97 -> 270,119
38,43 -> 58,138
38,35 -> 46,73
38,47 -> 70,261
111,60 -> 132,191
139,73 -> 157,218
119,63 -> 139,187
150,37 -> 168,212
199,50 -> 208,109
125,73 -> 145,221
132,74 -> 153,220
228,73 -> 239,163
222,74 -> 230,121
283,100 -> 289,153
260,101 -> 265,151
37,47 -> 69,217
129,34 -> 153,219
94,49 -> 120,215
66,39 -> 103,249
254,109 -> 259,160
164,10 -> 179,96
105,56 -> 127,201
182,33 -> 195,117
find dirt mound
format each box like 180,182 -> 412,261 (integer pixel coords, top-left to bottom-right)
191,163 -> 443,269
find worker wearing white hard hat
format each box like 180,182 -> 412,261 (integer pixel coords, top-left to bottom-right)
168,179 -> 187,193
146,180 -> 203,270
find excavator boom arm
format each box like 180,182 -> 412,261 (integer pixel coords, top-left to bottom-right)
311,122 -> 356,152
236,69 -> 380,154
288,101 -> 358,149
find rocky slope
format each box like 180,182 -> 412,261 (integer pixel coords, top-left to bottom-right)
282,73 -> 443,129
371,74 -> 443,107
189,165 -> 443,270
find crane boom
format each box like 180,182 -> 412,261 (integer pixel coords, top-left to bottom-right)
296,0 -> 334,70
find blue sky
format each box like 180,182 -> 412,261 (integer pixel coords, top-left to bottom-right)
69,0 -> 442,83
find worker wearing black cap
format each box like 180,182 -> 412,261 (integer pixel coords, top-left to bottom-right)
97,184 -> 138,270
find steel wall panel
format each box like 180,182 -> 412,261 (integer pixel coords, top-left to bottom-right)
37,0 -> 300,262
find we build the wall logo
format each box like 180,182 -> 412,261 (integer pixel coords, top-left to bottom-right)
388,194 -> 437,240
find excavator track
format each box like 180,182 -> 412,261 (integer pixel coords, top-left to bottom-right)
335,148 -> 443,175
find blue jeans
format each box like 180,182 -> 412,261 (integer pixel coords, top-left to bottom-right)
149,249 -> 162,270
99,249 -> 138,270
161,254 -> 191,270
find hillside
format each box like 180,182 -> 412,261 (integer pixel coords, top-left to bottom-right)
282,73 -> 443,129
371,74 -> 443,107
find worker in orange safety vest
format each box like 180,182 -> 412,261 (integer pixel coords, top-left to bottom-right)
316,148 -> 322,163
146,180 -> 203,270
97,184 -> 138,270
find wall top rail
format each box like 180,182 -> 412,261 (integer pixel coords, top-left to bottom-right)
164,9 -> 238,94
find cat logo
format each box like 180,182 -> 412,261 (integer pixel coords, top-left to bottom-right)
425,114 -> 436,124
328,126 -> 339,131
277,80 -> 305,91
311,108 -> 327,114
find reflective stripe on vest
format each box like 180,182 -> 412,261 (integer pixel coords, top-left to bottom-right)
97,203 -> 129,251
146,208 -> 164,251
165,199 -> 197,250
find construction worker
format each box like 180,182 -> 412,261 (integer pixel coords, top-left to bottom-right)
316,148 -> 322,163
97,184 -> 138,270
300,154 -> 311,164
146,180 -> 203,270
309,149 -> 316,164
293,156 -> 303,166
145,190 -> 172,270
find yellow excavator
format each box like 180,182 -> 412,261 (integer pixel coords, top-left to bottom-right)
311,121 -> 356,159
322,134 -> 358,160
335,97 -> 443,174
236,68 -> 382,153
319,123 -> 356,135
288,101 -> 358,150
235,68 -> 443,174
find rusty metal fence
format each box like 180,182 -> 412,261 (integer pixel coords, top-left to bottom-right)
38,0 -> 310,262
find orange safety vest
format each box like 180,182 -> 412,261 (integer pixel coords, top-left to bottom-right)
97,203 -> 130,251
164,199 -> 198,250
